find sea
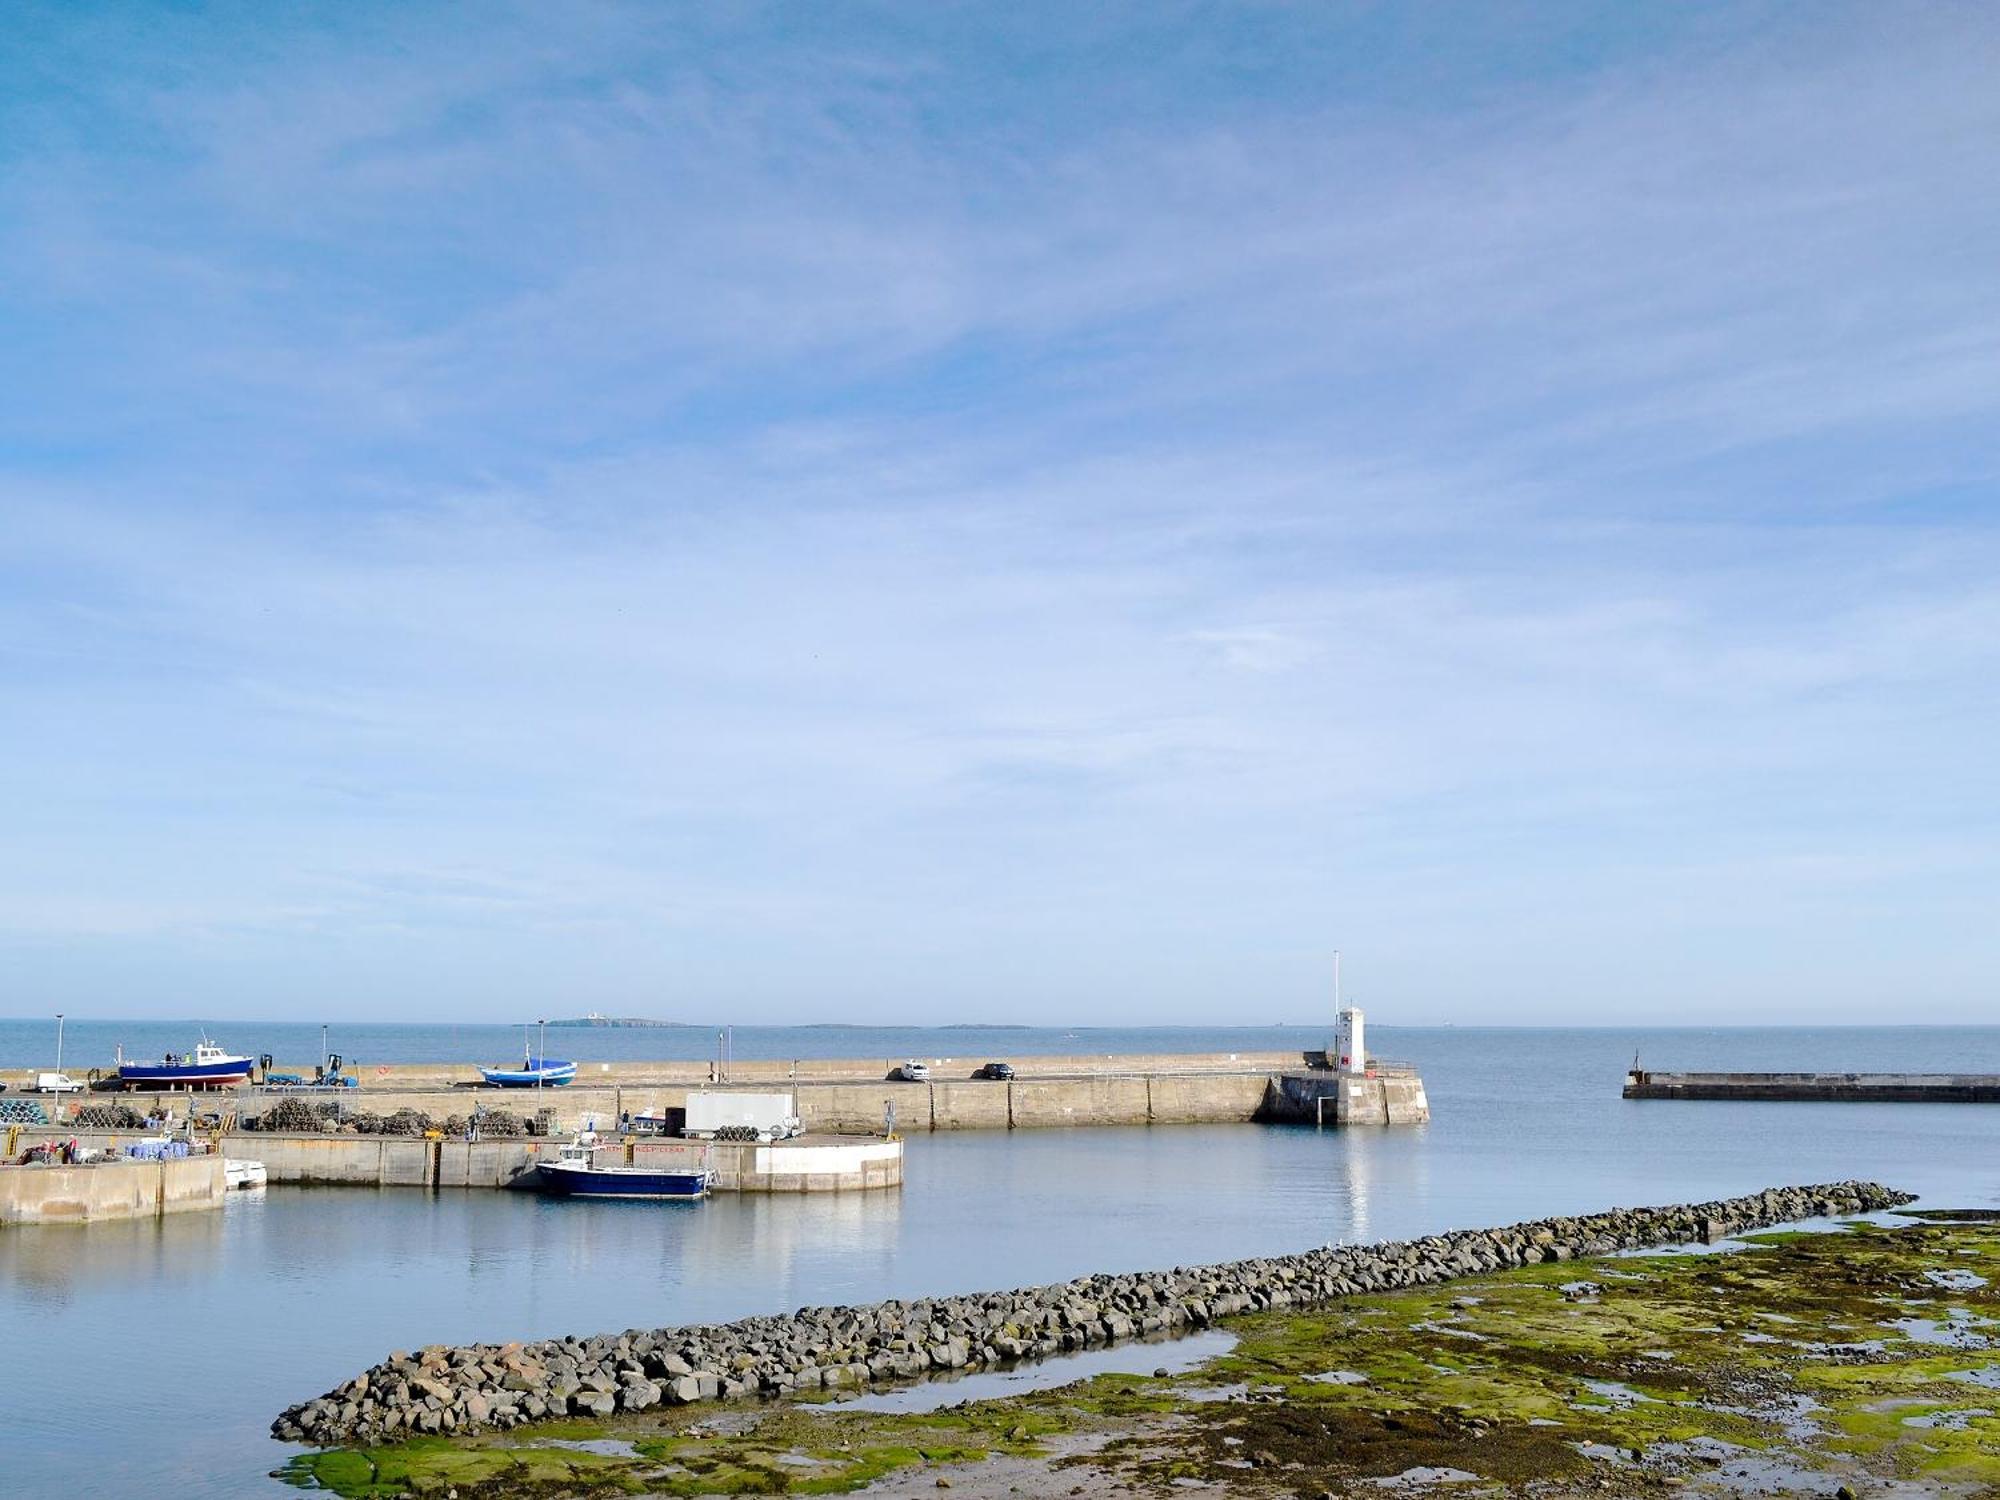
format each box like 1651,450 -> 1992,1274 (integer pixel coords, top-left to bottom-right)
2,1023 -> 1996,1496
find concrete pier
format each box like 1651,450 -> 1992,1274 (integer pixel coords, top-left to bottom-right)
1268,1068 -> 1431,1125
9,1130 -> 902,1194
11,1051 -> 1434,1138
0,1154 -> 226,1225
1623,1070 -> 2000,1103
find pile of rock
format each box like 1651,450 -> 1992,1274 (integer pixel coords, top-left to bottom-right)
271,1180 -> 1910,1446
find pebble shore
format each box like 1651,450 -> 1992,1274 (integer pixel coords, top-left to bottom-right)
273,1179 -> 1911,1446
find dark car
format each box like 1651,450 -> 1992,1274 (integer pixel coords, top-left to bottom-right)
974,1062 -> 1016,1081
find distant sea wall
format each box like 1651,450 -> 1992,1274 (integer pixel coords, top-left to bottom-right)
273,1179 -> 1911,1446
1625,1070 -> 2000,1103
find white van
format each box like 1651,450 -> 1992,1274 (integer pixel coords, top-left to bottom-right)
32,1072 -> 83,1094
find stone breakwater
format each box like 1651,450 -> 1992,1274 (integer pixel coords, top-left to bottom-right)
272,1180 -> 1910,1446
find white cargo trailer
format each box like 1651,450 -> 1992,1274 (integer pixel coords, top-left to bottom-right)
682,1091 -> 802,1141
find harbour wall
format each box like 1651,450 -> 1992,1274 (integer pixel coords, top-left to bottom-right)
273,1179 -> 1912,1444
0,1154 -> 226,1226
216,1067 -> 1418,1135
10,1049 -> 1305,1094
18,1052 -> 1433,1137
13,1131 -> 903,1195
1623,1071 -> 2000,1103
1268,1070 -> 1430,1125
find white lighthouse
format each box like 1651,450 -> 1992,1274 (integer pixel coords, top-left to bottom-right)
1332,951 -> 1366,1075
1336,1005 -> 1366,1075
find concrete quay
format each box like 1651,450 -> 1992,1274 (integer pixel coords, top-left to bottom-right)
179,1051 -> 1428,1135
1268,1067 -> 1430,1125
215,1068 -> 1425,1135
14,1051 -> 1432,1141
0,1154 -> 226,1226
10,1128 -> 902,1194
1624,1070 -> 2000,1103
2,1049 -> 1307,1096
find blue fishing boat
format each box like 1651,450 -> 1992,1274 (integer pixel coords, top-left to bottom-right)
534,1134 -> 709,1200
479,1055 -> 577,1088
116,1039 -> 257,1090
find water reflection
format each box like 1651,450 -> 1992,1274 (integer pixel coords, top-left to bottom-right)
0,1190 -> 239,1298
3,1038 -> 1999,1499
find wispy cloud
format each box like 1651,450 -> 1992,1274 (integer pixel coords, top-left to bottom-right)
1,4 -> 1996,1020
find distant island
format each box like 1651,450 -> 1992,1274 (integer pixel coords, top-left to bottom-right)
797,1022 -> 1033,1031
547,1016 -> 697,1028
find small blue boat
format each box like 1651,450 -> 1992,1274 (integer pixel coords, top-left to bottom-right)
479,1055 -> 577,1088
534,1134 -> 709,1201
117,1039 -> 257,1090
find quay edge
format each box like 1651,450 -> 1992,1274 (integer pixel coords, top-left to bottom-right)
2,1129 -> 902,1194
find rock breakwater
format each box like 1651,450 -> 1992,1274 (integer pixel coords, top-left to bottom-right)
272,1180 -> 1910,1446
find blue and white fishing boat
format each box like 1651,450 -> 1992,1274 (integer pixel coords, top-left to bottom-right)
534,1133 -> 709,1201
116,1039 -> 257,1090
479,1056 -> 577,1088
479,1025 -> 579,1087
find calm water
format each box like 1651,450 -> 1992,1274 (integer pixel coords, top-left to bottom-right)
2,1025 -> 1997,1496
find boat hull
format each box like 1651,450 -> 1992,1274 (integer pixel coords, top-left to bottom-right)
480,1062 -> 578,1088
118,1057 -> 256,1089
225,1159 -> 268,1190
534,1162 -> 707,1200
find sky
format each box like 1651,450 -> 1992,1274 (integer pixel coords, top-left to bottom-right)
2,3 -> 1997,1026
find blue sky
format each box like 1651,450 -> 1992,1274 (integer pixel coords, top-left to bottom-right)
2,3 -> 1997,1024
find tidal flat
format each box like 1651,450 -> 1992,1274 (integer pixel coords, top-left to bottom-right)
278,1218 -> 2000,1498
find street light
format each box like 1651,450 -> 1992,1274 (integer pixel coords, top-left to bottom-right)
536,1019 -> 547,1099
54,1013 -> 65,1122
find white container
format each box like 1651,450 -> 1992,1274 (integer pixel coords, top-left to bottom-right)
683,1091 -> 802,1141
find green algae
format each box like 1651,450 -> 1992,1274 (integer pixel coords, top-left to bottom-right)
277,1405 -> 1048,1498
278,1219 -> 2000,1497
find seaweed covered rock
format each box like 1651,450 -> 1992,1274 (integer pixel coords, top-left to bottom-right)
272,1179 -> 1915,1446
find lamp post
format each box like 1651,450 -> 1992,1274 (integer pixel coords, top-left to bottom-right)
54,1013 -> 65,1124
537,1019 -> 547,1099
